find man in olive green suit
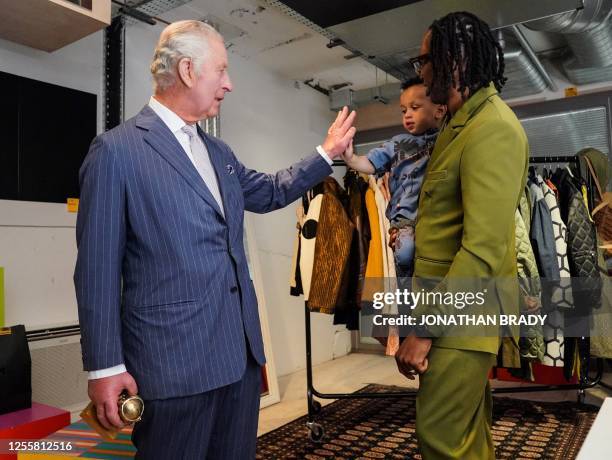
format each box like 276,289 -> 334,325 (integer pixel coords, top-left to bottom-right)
395,12 -> 529,459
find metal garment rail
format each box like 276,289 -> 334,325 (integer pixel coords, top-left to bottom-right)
302,156 -> 608,442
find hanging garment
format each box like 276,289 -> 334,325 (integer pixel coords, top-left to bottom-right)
578,150 -> 612,358
519,185 -> 532,237
528,178 -> 564,367
334,172 -> 370,330
370,176 -> 399,355
554,168 -> 602,379
363,185 -> 394,351
582,153 -> 612,254
373,176 -> 397,282
554,169 -> 602,313
289,202 -> 306,297
578,147 -> 609,224
546,179 -> 559,200
540,177 -> 575,369
528,180 -> 560,283
307,178 -> 354,314
344,172 -> 371,307
379,171 -> 391,202
299,193 -> 323,301
362,183 -> 386,330
364,188 -> 384,287
539,176 -> 573,311
514,208 -> 544,363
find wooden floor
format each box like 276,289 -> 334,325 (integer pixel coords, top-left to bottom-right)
258,351 -> 611,436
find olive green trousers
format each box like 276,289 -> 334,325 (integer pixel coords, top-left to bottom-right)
416,346 -> 496,460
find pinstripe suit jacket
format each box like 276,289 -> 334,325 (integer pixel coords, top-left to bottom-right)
74,105 -> 332,399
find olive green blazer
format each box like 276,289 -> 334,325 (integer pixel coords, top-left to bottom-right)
413,83 -> 529,354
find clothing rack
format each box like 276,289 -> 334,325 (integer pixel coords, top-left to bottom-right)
522,154 -> 606,394
529,155 -> 579,164
302,156 -> 607,443
302,161 -> 418,441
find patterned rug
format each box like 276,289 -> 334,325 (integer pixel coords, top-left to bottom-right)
32,421 -> 135,458
256,384 -> 599,460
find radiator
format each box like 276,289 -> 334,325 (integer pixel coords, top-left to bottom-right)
28,331 -> 89,415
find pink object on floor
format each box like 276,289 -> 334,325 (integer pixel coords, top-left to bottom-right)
0,403 -> 70,460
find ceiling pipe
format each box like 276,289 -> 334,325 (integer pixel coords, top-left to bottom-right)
525,0 -> 612,69
524,0 -> 612,34
510,25 -> 558,91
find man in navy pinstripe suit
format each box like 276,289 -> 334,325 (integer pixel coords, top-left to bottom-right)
74,20 -> 356,459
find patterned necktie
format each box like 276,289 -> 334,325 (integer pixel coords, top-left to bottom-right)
181,124 -> 225,217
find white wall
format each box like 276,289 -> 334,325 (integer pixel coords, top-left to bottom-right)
222,52 -> 353,377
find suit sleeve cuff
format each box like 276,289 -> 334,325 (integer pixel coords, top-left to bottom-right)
88,364 -> 127,380
316,145 -> 334,165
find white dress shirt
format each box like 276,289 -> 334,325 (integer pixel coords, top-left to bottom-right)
149,96 -> 203,166
88,97 -> 333,380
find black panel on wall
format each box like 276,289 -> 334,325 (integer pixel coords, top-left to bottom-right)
0,72 -> 19,200
0,71 -> 96,204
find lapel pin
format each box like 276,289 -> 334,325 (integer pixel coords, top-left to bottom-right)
226,164 -> 234,175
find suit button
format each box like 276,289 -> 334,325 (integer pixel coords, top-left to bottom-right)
230,286 -> 238,293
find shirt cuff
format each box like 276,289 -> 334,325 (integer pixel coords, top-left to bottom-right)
88,364 -> 127,380
366,153 -> 387,176
316,145 -> 334,165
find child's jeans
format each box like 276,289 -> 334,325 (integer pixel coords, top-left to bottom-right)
391,218 -> 415,279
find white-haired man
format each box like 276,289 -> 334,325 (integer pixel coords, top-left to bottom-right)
74,20 -> 355,459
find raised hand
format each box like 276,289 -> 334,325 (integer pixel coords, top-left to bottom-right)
341,139 -> 355,164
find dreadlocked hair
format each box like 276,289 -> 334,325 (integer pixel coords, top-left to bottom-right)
428,11 -> 506,102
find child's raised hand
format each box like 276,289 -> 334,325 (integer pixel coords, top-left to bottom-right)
340,140 -> 375,174
342,139 -> 355,164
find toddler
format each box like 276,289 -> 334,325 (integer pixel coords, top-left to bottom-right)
342,77 -> 446,277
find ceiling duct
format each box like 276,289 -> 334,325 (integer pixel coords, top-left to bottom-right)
336,43 -> 552,108
525,0 -> 612,84
268,0 -> 581,82
269,1 -> 583,105
501,46 -> 549,99
328,31 -> 553,107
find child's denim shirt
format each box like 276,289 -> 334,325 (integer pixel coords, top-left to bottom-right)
367,130 -> 438,223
